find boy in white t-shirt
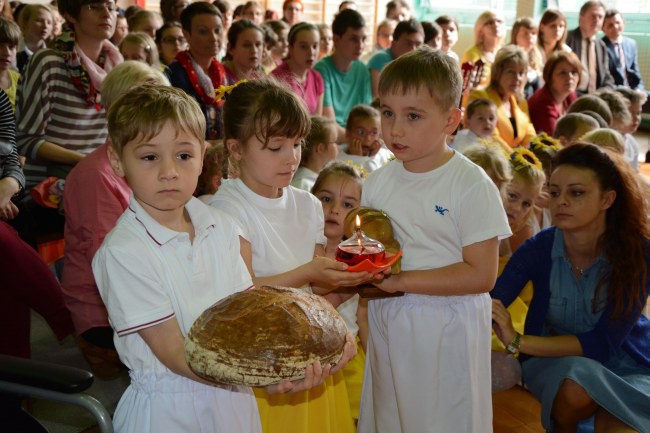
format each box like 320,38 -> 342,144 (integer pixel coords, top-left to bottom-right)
452,98 -> 510,154
92,86 -> 334,433
357,48 -> 511,433
337,104 -> 394,173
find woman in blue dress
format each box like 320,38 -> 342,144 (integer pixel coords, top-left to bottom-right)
492,142 -> 649,433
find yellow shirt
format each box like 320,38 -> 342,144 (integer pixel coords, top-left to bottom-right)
4,70 -> 20,110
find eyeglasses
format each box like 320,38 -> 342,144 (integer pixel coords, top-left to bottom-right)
162,36 -> 187,45
354,128 -> 379,139
86,2 -> 118,14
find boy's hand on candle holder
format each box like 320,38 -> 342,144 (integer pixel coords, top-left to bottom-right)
372,272 -> 403,294
307,256 -> 373,288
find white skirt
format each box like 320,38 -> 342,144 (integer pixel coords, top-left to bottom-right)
113,370 -> 261,433
358,293 -> 493,433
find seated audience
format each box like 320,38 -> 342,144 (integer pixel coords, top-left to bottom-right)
582,127 -> 625,154
119,32 -> 160,69
528,51 -> 581,135
111,13 -> 128,46
260,24 -> 279,73
0,17 -> 20,109
452,98 -> 510,154
468,45 -> 536,148
616,87 -> 647,171
537,9 -> 571,63
167,2 -> 228,140
160,0 -> 189,23
510,17 -> 542,98
421,21 -> 441,50
492,143 -> 650,433
62,61 -> 169,380
462,10 -> 506,92
602,9 -> 645,91
595,88 -> 632,132
567,94 -> 613,125
385,0 -> 410,22
155,21 -> 187,66
16,3 -> 53,73
565,0 -> 614,93
374,18 -> 396,51
368,18 -> 423,97
435,15 -> 460,61
315,9 -> 372,142
213,0 -> 233,58
291,116 -> 339,191
222,19 -> 264,83
553,112 -> 599,146
241,0 -> 263,25
271,22 -> 324,115
317,22 -> 333,59
266,19 -> 289,66
127,9 -> 163,39
281,0 -> 302,26
336,104 -> 392,172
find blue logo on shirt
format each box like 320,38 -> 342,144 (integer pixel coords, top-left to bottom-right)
434,205 -> 449,216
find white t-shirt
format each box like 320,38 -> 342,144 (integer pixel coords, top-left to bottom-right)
362,153 -> 511,273
93,195 -> 260,433
449,129 -> 482,154
291,166 -> 318,192
624,133 -> 640,172
207,179 -> 327,289
93,195 -> 253,372
337,144 -> 393,173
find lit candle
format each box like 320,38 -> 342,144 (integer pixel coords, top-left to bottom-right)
336,215 -> 386,266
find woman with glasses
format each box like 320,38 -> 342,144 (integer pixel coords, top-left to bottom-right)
13,0 -> 121,246
155,21 -> 187,66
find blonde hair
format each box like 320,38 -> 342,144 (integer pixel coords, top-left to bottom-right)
509,147 -> 546,190
127,10 -> 162,32
581,128 -> 625,154
489,45 -> 528,100
511,17 -> 543,73
102,60 -> 170,109
119,32 -> 161,69
462,143 -> 512,188
311,160 -> 364,196
474,10 -> 505,48
18,4 -> 53,31
594,89 -> 632,130
378,46 -> 462,112
108,85 -> 205,154
302,116 -> 337,166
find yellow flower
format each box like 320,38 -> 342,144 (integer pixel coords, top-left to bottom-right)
510,147 -> 543,172
345,160 -> 368,178
529,132 -> 562,153
212,80 -> 248,102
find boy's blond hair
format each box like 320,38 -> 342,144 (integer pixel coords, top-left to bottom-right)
102,60 -> 169,109
108,86 -> 205,154
594,89 -> 632,130
119,32 -> 161,69
302,116 -> 337,166
582,128 -> 625,154
553,113 -> 599,141
18,4 -> 53,31
378,46 -> 462,112
567,94 -> 613,126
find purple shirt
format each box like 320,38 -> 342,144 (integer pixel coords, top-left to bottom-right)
271,61 -> 324,115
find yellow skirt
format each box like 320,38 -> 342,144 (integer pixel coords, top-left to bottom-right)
342,339 -> 365,422
254,370 -> 356,433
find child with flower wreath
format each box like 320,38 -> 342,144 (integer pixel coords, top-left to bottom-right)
529,132 -> 562,230
491,147 -> 546,392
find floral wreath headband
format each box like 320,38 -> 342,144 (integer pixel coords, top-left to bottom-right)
212,80 -> 247,103
529,132 -> 562,153
510,147 -> 543,172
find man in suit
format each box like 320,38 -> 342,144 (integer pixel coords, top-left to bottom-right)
566,0 -> 614,93
602,9 -> 645,91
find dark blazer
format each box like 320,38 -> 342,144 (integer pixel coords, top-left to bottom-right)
602,35 -> 645,90
566,27 -> 615,90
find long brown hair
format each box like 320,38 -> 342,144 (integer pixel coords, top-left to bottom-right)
551,143 -> 649,319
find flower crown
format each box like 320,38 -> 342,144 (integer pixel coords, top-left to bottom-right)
212,80 -> 248,102
529,132 -> 562,153
510,147 -> 543,172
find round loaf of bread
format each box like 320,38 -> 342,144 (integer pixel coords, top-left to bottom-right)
185,285 -> 347,387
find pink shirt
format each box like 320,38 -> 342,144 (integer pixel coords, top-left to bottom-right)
271,61 -> 324,115
62,142 -> 130,334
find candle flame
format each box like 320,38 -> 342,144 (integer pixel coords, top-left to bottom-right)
355,214 -> 361,228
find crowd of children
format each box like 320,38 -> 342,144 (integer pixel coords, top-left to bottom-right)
1,0 -> 649,432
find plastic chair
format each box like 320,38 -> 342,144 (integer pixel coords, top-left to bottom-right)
0,354 -> 114,433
